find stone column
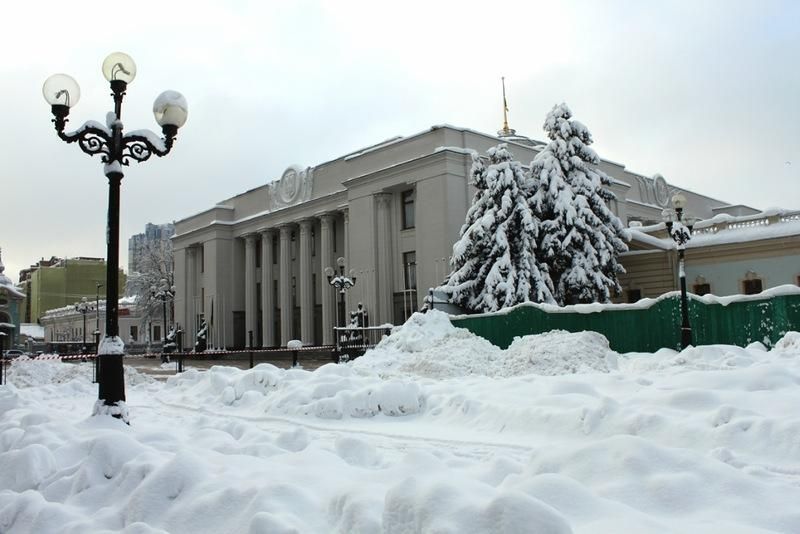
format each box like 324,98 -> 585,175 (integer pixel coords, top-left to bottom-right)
375,193 -> 393,325
260,229 -> 275,347
279,225 -> 293,345
343,208 -> 351,314
319,214 -> 335,345
244,234 -> 257,347
186,246 -> 197,340
299,219 -> 314,345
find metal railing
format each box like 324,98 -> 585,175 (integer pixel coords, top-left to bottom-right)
334,325 -> 393,361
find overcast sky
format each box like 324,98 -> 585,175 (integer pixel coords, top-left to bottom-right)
2,0 -> 798,284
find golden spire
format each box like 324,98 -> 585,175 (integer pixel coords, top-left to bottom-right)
498,77 -> 516,137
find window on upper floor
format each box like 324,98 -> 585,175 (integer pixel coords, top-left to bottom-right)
626,289 -> 642,303
743,278 -> 763,295
402,189 -> 415,230
693,283 -> 711,296
403,251 -> 417,290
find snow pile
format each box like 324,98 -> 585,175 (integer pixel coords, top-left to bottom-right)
3,323 -> 800,532
357,311 -> 501,378
159,363 -> 424,420
505,330 -> 617,376
773,330 -> 800,354
6,359 -> 154,389
354,311 -> 616,378
5,358 -> 91,388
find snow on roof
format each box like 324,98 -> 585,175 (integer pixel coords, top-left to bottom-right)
20,323 -> 44,339
689,211 -> 800,248
627,228 -> 672,250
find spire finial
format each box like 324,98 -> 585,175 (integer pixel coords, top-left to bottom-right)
498,77 -> 516,138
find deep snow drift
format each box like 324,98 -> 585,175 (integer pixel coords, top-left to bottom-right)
2,311 -> 800,533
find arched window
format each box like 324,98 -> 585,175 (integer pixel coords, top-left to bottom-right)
742,270 -> 763,295
692,276 -> 711,296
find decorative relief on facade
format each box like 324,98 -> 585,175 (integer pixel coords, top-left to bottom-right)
653,175 -> 670,207
268,165 -> 314,211
634,174 -> 672,208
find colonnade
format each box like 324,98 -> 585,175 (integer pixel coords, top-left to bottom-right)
241,211 -> 349,347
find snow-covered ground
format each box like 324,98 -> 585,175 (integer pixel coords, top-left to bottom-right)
2,311 -> 800,533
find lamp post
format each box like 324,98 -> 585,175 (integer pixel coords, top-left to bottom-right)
663,193 -> 699,349
44,52 -> 187,419
324,257 -> 357,336
151,279 -> 175,352
74,297 -> 93,352
0,331 -> 6,386
95,283 -> 103,335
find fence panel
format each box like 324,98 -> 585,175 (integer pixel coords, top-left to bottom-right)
451,292 -> 800,352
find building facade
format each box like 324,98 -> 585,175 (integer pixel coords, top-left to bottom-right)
620,210 -> 800,302
40,296 -> 169,354
0,251 -> 24,350
173,124 -> 750,349
22,257 -> 125,323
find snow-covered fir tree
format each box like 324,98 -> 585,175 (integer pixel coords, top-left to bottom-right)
530,103 -> 630,305
444,144 -> 554,312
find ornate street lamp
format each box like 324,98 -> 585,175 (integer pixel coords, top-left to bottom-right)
74,297 -> 94,352
151,279 -> 175,353
44,52 -> 187,420
663,193 -> 699,349
324,257 -> 357,334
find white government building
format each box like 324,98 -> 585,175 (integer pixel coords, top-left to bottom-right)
172,123 -> 767,349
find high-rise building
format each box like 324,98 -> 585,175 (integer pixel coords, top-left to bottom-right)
128,222 -> 175,275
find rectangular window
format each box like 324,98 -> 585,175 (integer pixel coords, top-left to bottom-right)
291,232 -> 297,260
272,236 -> 278,264
199,245 -> 204,273
402,190 -> 416,230
257,282 -> 262,311
796,275 -> 800,287
311,228 -> 316,257
743,279 -> 763,295
332,221 -> 337,253
255,239 -> 262,268
153,325 -> 161,341
693,283 -> 710,296
130,325 -> 138,342
626,289 -> 642,303
403,251 -> 417,290
292,276 -> 297,305
273,280 -> 279,309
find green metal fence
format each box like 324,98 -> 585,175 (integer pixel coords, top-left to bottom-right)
450,292 -> 800,353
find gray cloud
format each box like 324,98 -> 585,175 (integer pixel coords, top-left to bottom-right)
2,0 -> 798,283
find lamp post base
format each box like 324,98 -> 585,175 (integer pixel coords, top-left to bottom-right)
681,327 -> 693,349
95,335 -> 128,423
